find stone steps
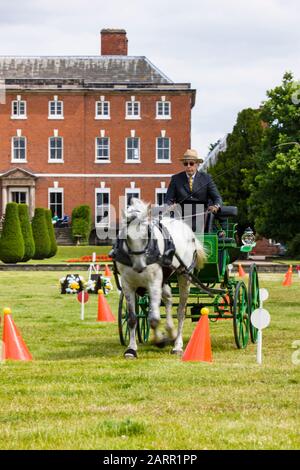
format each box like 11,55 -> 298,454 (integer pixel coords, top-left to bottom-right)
54,227 -> 74,246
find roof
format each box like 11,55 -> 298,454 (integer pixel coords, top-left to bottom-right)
0,56 -> 173,84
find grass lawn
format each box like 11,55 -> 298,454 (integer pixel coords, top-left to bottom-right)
17,245 -> 112,264
0,272 -> 299,450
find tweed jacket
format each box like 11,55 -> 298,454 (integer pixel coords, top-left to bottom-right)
165,170 -> 222,209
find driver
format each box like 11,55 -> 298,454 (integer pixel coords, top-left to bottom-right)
165,149 -> 223,232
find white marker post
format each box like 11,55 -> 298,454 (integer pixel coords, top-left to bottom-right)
251,288 -> 270,365
228,264 -> 233,276
77,291 -> 89,321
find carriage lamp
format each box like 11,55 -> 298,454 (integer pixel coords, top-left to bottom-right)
241,227 -> 255,246
240,227 -> 256,252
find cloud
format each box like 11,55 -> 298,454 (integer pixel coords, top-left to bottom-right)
0,0 -> 299,154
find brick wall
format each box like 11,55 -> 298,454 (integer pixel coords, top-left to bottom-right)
0,90 -> 192,223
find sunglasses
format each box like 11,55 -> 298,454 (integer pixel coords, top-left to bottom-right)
183,161 -> 195,167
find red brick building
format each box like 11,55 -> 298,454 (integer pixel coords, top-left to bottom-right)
0,29 -> 195,240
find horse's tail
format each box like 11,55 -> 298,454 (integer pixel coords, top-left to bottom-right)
195,237 -> 207,270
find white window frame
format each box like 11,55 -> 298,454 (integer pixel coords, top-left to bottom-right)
48,188 -> 64,219
8,187 -> 29,205
48,136 -> 64,163
125,137 -> 141,163
125,101 -> 141,120
125,188 -> 141,207
11,100 -> 27,120
155,188 -> 167,207
156,137 -> 171,163
48,100 -> 64,119
11,136 -> 27,162
156,101 -> 171,119
95,188 -> 110,227
95,137 -> 110,163
95,101 -> 110,119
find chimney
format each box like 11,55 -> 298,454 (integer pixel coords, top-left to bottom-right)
101,29 -> 128,56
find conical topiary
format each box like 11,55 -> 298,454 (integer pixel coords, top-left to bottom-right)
32,208 -> 51,259
0,202 -> 25,263
18,204 -> 35,262
45,209 -> 57,258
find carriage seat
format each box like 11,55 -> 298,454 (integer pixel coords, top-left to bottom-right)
218,206 -> 238,217
204,206 -> 238,234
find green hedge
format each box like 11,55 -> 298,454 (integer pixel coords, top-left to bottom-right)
32,208 -> 51,259
45,209 -> 58,258
0,202 -> 25,263
71,205 -> 91,244
18,204 -> 35,262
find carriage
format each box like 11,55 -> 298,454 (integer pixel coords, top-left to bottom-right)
114,205 -> 260,351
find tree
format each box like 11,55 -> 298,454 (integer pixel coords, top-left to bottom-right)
32,208 -> 51,259
45,209 -> 58,258
208,108 -> 264,230
18,204 -> 35,262
0,202 -> 25,263
71,205 -> 92,244
247,72 -> 300,244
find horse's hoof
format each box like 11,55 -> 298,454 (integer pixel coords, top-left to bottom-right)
171,348 -> 183,356
124,348 -> 138,359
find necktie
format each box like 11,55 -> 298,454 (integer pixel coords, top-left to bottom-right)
189,176 -> 193,192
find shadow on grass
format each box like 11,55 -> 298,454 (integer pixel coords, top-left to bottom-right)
44,340 -> 124,360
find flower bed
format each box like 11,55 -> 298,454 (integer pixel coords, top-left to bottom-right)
65,255 -> 112,263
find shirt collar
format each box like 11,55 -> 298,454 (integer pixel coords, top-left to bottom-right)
186,171 -> 197,179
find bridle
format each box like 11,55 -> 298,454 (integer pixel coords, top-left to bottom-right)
124,222 -> 152,257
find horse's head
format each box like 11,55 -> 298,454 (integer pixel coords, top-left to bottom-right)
123,198 -> 151,273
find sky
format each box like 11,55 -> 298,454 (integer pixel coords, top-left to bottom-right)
0,0 -> 299,157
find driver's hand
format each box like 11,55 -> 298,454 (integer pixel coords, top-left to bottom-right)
208,205 -> 219,214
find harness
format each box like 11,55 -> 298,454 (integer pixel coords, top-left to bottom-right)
109,222 -> 176,269
111,219 -> 223,297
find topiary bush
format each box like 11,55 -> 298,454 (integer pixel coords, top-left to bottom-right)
18,204 -> 35,262
71,205 -> 92,244
45,209 -> 58,258
32,208 -> 51,259
0,202 -> 25,263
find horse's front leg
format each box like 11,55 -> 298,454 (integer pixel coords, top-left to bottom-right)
162,283 -> 176,342
172,274 -> 190,355
148,279 -> 164,345
123,286 -> 138,359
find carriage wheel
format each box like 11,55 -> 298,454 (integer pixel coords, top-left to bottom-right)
136,295 -> 150,344
118,292 -> 130,346
248,264 -> 260,343
233,281 -> 250,349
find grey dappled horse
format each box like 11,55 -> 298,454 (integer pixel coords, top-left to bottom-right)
115,198 -> 206,358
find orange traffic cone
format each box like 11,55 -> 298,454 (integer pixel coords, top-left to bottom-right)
104,264 -> 112,277
2,308 -> 32,361
282,265 -> 293,286
97,290 -> 115,322
238,263 -> 246,277
182,308 -> 212,362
